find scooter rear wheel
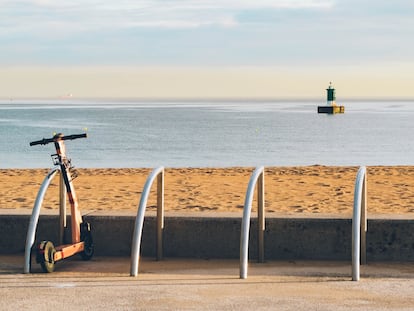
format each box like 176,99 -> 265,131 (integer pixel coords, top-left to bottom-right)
37,241 -> 56,273
80,222 -> 94,261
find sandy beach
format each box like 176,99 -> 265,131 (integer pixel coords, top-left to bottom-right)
1,166 -> 414,217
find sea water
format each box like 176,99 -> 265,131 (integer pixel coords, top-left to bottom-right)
0,99 -> 413,168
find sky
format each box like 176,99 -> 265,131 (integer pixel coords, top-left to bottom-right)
1,0 -> 413,99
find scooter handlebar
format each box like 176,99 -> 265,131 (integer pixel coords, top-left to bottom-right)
29,137 -> 55,146
63,133 -> 87,141
30,133 -> 87,146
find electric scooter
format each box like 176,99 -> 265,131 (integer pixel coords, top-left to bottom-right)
29,133 -> 93,272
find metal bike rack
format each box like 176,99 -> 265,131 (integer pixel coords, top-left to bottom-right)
24,168 -> 60,273
352,166 -> 367,281
240,166 -> 265,279
130,166 -> 165,277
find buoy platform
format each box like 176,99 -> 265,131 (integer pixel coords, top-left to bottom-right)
318,82 -> 345,114
317,105 -> 345,114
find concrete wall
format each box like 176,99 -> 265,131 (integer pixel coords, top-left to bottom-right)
1,215 -> 414,261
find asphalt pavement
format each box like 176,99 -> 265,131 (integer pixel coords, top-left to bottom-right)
1,255 -> 414,310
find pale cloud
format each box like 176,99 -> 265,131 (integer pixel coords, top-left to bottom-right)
1,0 -> 333,33
1,0 -> 413,100
1,0 -> 413,68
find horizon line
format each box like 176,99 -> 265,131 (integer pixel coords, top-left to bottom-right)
1,96 -> 413,102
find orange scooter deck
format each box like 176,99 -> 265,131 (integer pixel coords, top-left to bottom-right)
54,242 -> 85,262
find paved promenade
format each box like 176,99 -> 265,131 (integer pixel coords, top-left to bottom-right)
1,255 -> 414,310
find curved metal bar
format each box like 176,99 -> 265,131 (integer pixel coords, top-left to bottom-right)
24,167 -> 60,274
130,166 -> 165,277
156,168 -> 165,261
240,166 -> 265,279
352,166 -> 367,281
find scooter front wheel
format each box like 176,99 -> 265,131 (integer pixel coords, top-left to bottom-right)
37,241 -> 56,273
